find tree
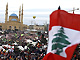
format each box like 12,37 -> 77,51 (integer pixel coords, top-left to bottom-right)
52,27 -> 71,55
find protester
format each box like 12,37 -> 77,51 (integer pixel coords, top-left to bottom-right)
0,30 -> 48,60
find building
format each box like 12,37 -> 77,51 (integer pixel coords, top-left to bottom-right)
0,3 -> 27,31
33,25 -> 46,32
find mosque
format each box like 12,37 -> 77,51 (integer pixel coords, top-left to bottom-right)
0,3 -> 27,31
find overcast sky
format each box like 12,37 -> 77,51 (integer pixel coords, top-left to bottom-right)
0,0 -> 80,25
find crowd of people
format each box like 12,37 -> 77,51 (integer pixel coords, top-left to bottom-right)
0,30 -> 48,60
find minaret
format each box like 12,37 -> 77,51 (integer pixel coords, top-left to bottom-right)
5,3 -> 8,23
19,6 -> 21,22
21,4 -> 23,24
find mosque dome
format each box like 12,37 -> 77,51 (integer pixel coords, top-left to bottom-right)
10,13 -> 17,16
11,19 -> 17,21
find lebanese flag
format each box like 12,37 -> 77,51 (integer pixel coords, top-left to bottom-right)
42,9 -> 80,60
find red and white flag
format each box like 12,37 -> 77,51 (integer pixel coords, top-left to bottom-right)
42,9 -> 80,60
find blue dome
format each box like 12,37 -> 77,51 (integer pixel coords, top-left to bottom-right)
10,13 -> 17,16
11,19 -> 17,21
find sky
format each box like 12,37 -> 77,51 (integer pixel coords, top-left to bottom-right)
0,0 -> 80,25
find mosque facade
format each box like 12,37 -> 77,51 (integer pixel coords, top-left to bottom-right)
0,3 -> 27,31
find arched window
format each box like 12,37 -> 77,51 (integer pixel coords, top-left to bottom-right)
0,26 -> 2,31
0,26 -> 2,28
19,27 -> 20,30
9,26 -> 11,29
14,26 -> 16,29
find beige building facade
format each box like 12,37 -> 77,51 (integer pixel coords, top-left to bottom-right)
0,3 -> 27,31
33,25 -> 46,31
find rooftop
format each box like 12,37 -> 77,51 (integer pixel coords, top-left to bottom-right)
10,13 -> 17,16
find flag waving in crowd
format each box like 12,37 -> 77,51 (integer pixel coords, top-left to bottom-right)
42,6 -> 80,60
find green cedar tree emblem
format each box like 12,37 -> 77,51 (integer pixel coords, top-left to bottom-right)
52,27 -> 71,55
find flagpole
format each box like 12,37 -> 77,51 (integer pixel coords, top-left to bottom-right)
58,6 -> 61,10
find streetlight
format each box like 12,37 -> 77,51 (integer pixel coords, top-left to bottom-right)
30,16 -> 36,30
68,7 -> 79,14
33,16 -> 36,25
33,16 -> 36,19
73,8 -> 79,14
31,16 -> 36,25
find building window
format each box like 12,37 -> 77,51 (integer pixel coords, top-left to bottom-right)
9,26 -> 11,29
14,26 -> 16,29
0,26 -> 2,28
0,26 -> 2,31
19,27 -> 20,29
